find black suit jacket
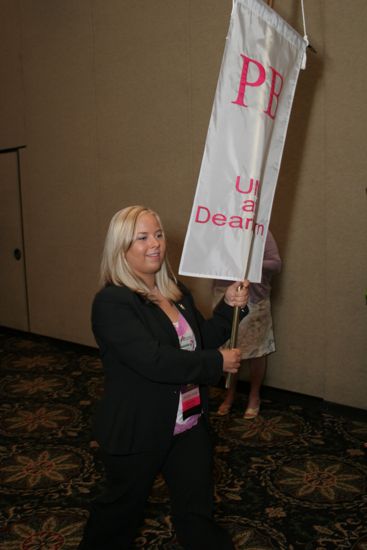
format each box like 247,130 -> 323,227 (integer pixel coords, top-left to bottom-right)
91,282 -> 248,454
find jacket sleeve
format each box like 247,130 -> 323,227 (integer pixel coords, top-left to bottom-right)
92,289 -> 223,386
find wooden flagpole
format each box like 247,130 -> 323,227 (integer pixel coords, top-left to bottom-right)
225,290 -> 245,389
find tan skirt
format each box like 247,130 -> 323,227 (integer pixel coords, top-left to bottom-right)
213,288 -> 275,360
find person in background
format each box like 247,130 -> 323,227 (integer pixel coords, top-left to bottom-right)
78,205 -> 249,550
213,230 -> 281,419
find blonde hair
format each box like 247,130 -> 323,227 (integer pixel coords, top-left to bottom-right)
100,205 -> 182,301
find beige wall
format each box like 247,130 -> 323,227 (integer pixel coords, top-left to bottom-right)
0,0 -> 365,409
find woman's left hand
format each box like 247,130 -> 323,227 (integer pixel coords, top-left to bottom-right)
223,280 -> 249,308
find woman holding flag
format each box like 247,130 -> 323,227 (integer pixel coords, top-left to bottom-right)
78,205 -> 249,549
213,230 -> 281,419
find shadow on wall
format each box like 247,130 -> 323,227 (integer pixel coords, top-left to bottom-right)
271,8 -> 324,304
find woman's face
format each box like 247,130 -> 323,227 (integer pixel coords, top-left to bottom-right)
125,212 -> 166,285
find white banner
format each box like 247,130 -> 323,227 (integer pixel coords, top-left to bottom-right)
179,0 -> 306,282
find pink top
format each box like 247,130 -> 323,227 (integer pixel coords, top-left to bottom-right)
172,312 -> 201,435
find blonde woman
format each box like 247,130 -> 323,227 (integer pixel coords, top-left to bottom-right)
78,205 -> 249,550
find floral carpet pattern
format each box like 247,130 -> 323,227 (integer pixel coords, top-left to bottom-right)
0,327 -> 366,549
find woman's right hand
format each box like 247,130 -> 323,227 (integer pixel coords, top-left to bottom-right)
220,348 -> 241,374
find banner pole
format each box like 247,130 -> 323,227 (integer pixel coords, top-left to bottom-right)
225,281 -> 245,389
224,211 -> 257,390
225,305 -> 241,389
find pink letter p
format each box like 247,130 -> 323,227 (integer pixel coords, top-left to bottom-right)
232,55 -> 266,108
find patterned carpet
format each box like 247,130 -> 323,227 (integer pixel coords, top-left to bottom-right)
0,326 -> 366,549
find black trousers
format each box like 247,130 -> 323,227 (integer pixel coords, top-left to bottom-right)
78,419 -> 234,550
